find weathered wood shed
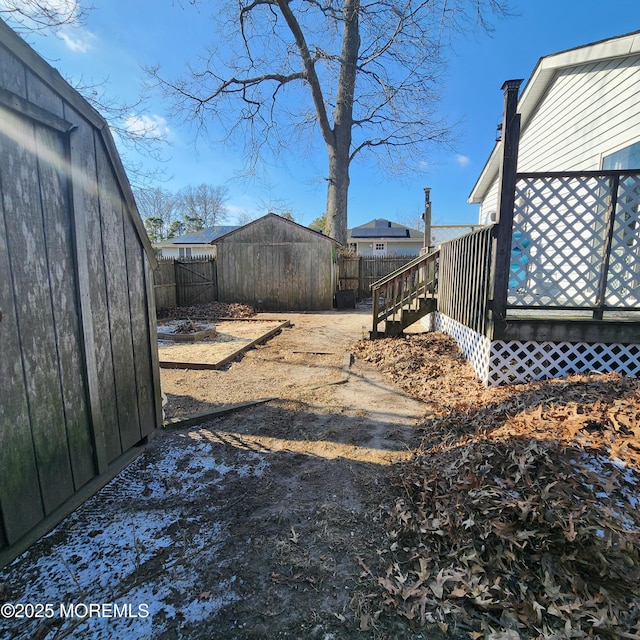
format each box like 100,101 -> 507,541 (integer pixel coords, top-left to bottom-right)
0,19 -> 162,565
216,213 -> 340,311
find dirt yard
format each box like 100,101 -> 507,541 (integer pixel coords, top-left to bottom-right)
1,307 -> 638,639
0,309 -> 441,640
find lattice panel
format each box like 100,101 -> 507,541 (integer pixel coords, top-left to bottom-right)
510,176 -> 610,306
605,174 -> 640,306
488,340 -> 640,386
428,314 -> 640,388
434,312 -> 491,384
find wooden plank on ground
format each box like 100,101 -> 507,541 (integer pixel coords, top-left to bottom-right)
163,398 -> 277,429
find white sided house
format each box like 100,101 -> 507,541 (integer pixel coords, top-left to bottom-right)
372,32 -> 640,386
460,32 -> 640,384
348,219 -> 424,256
155,226 -> 240,258
470,31 -> 640,223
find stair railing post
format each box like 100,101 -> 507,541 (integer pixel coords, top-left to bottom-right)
490,79 -> 523,329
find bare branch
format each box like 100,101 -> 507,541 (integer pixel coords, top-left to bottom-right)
151,0 -> 511,242
0,0 -> 89,32
275,0 -> 334,144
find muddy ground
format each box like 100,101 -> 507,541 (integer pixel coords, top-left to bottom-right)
0,310 -> 446,639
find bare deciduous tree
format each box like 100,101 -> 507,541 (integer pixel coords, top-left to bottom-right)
150,0 -> 508,244
1,2 -> 170,187
177,183 -> 229,229
133,186 -> 179,240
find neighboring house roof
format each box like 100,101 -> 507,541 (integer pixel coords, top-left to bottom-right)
157,225 -> 240,248
348,218 -> 423,240
468,30 -> 640,204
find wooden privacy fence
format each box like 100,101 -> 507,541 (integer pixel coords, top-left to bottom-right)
338,255 -> 417,298
154,258 -> 217,310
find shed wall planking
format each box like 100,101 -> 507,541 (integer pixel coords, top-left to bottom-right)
125,220 -> 158,438
0,113 -> 44,544
66,108 -> 122,466
1,109 -> 75,515
35,119 -> 94,491
95,139 -> 141,453
0,19 -> 161,562
218,242 -> 334,311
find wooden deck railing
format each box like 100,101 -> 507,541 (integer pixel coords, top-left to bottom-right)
371,250 -> 438,337
369,169 -> 640,341
438,225 -> 494,336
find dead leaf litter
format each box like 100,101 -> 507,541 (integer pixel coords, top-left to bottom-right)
355,333 -> 640,639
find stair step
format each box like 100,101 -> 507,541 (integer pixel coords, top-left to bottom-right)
380,297 -> 437,337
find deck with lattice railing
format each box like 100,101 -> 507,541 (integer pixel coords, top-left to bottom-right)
370,77 -> 640,384
370,168 -> 640,385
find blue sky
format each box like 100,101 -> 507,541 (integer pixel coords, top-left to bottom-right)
10,0 -> 640,229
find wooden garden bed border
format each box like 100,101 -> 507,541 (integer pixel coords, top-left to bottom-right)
158,319 -> 290,370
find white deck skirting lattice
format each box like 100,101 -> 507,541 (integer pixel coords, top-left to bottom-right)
426,312 -> 640,386
428,313 -> 491,384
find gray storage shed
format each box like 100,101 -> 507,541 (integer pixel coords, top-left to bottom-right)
216,213 -> 340,311
0,19 -> 162,565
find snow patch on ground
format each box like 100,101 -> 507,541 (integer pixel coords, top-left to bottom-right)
0,430 -> 268,640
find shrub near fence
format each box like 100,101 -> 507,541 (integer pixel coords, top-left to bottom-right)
154,257 -> 217,311
338,255 -> 418,299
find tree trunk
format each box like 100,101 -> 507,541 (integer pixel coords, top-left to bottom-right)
325,0 -> 359,246
326,145 -> 350,245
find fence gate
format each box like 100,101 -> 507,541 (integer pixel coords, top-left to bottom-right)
337,255 -> 418,299
160,258 -> 217,307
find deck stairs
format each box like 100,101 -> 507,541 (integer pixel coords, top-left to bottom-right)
370,249 -> 439,338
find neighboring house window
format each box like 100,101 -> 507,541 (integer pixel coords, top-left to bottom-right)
373,242 -> 386,256
602,141 -> 640,169
375,243 -> 385,251
349,243 -> 357,253
179,247 -> 192,258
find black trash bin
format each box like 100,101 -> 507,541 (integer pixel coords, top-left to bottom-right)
334,289 -> 356,309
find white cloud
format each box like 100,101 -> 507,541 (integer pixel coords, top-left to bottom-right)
58,27 -> 95,52
124,114 -> 172,140
455,154 -> 471,167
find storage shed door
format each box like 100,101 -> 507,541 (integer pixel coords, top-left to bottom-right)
0,106 -> 95,545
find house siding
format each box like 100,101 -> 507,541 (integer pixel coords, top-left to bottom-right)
158,245 -> 215,259
354,241 -> 423,257
479,53 -> 640,224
